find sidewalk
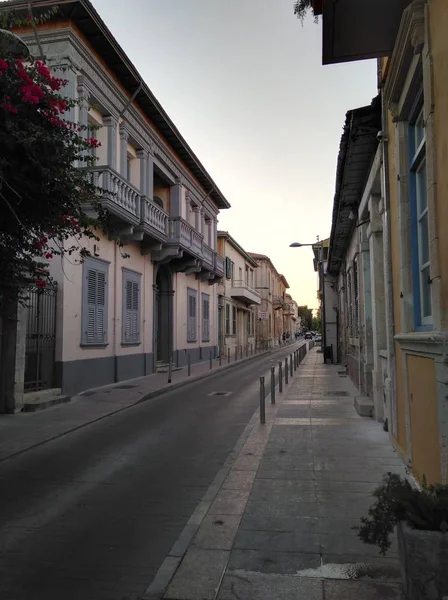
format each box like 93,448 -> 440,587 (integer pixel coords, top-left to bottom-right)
0,342 -> 300,463
148,348 -> 407,600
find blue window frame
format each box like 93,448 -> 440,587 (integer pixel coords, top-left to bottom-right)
409,94 -> 432,330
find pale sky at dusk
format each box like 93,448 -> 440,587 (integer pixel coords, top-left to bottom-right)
94,1 -> 377,308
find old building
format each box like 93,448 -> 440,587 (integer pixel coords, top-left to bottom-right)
11,0 -> 230,400
216,232 -> 260,357
249,254 -> 291,347
315,0 -> 448,484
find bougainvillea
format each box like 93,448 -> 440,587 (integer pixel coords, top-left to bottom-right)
0,10 -> 110,303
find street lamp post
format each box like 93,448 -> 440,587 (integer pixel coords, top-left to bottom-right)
290,238 -> 327,360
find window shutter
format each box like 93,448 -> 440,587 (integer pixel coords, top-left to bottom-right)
202,294 -> 210,341
225,304 -> 230,335
187,289 -> 197,342
122,272 -> 140,344
82,259 -> 108,345
232,305 -> 237,335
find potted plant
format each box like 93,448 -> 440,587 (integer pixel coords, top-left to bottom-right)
358,472 -> 448,600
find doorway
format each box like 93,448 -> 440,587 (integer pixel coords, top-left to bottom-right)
154,265 -> 173,364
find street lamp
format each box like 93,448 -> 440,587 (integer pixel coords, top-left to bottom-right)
290,238 -> 327,359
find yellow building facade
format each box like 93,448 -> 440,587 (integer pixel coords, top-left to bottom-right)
381,0 -> 448,483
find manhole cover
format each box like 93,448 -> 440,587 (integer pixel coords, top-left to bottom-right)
114,384 -> 138,390
209,391 -> 232,397
324,391 -> 349,396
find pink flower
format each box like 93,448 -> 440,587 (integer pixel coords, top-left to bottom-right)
45,252 -> 53,259
35,60 -> 51,80
0,58 -> 9,75
21,83 -> 44,104
41,236 -> 48,244
25,14 -> 33,21
87,137 -> 101,148
35,279 -> 47,288
36,241 -> 42,250
70,217 -> 79,226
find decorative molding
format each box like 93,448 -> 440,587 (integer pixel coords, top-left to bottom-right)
383,0 -> 425,114
394,331 -> 447,357
22,28 -> 223,208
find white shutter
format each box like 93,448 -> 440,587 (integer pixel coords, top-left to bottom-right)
96,270 -> 106,342
86,268 -> 97,343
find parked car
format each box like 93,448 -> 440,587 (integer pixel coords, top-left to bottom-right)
304,332 -> 312,340
315,334 -> 322,344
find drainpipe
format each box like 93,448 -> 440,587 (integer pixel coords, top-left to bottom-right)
379,84 -> 397,438
114,241 -> 118,383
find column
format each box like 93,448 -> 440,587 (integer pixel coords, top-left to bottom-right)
119,125 -> 129,178
136,149 -> 148,195
49,57 -> 77,123
212,217 -> 217,250
147,149 -> 154,201
103,116 -> 117,171
170,179 -> 183,218
199,208 -> 205,236
76,74 -> 88,132
360,224 -> 373,397
369,194 -> 387,421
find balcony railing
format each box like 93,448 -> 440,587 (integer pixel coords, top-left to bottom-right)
230,280 -> 261,305
214,254 -> 225,276
141,197 -> 169,236
203,243 -> 214,267
90,166 -> 140,221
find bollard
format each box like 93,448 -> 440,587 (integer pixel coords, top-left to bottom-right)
271,366 -> 276,404
210,350 -> 212,370
290,354 -> 293,377
294,350 -> 297,370
246,344 -> 249,358
240,346 -> 243,360
168,359 -> 173,383
278,361 -> 283,393
228,347 -> 231,362
187,354 -> 191,377
259,376 -> 266,424
219,352 -> 222,367
235,347 -> 238,361
285,357 -> 289,384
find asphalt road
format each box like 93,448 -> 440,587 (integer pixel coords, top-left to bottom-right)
0,343 -> 304,600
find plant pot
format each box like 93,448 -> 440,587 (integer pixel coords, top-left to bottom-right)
397,521 -> 448,600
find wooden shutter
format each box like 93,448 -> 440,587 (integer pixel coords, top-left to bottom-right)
83,259 -> 108,345
225,304 -> 230,335
123,273 -> 140,343
202,293 -> 210,341
187,289 -> 197,342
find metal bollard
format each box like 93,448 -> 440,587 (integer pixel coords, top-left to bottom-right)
187,354 -> 191,377
285,357 -> 289,384
246,344 -> 249,358
271,366 -> 276,404
210,350 -> 213,370
290,354 -> 293,377
240,346 -> 243,360
168,359 -> 173,383
228,347 -> 231,362
278,361 -> 283,393
235,347 -> 238,361
259,376 -> 266,424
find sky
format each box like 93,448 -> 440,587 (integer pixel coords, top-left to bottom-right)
91,1 -> 377,308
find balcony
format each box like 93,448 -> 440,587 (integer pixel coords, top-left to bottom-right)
90,166 -> 140,225
230,280 -> 261,305
214,254 -> 225,278
273,296 -> 286,310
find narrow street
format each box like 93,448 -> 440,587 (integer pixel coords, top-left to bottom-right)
0,344 -> 302,600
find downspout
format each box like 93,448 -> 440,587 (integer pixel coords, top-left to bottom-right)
114,241 -> 118,383
379,71 -> 397,437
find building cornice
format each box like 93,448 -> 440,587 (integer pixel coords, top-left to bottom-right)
217,232 -> 258,267
383,0 -> 425,119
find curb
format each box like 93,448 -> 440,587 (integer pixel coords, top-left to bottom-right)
0,347 -> 300,465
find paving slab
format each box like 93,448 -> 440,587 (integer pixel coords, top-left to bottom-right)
164,548 -> 229,600
218,572 -> 323,600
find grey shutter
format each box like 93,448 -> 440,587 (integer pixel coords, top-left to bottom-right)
187,289 -> 197,342
202,294 -> 210,341
123,277 -> 140,343
82,259 -> 108,345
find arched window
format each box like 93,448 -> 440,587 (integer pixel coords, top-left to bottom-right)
153,196 -> 164,209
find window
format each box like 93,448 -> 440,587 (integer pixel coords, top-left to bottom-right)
126,154 -> 132,182
409,102 -> 432,328
187,288 -> 197,342
353,258 -> 359,337
347,269 -> 353,337
232,305 -> 237,335
122,270 -> 141,344
231,261 -> 235,284
225,303 -> 230,335
202,293 -> 210,341
225,257 -> 232,279
82,258 -> 109,345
